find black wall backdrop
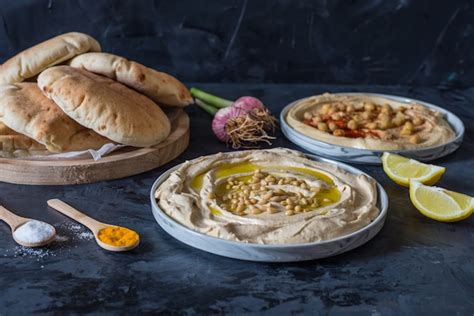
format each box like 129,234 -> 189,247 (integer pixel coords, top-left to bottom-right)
1,0 -> 473,86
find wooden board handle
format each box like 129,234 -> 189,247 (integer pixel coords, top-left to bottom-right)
47,199 -> 102,233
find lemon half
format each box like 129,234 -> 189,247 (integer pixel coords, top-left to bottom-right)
381,152 -> 445,187
409,180 -> 473,222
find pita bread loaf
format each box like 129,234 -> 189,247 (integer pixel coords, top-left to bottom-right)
0,83 -> 111,153
0,122 -> 49,157
38,66 -> 171,147
68,52 -> 192,107
0,32 -> 101,84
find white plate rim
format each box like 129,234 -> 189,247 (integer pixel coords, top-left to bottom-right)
279,92 -> 465,154
150,154 -> 389,250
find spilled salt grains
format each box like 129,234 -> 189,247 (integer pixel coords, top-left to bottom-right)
4,246 -> 56,259
61,223 -> 94,240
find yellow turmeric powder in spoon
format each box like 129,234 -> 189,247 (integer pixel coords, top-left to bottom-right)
98,226 -> 139,247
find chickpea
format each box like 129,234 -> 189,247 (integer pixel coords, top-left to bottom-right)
311,116 -> 322,125
317,122 -> 329,132
303,111 -> 313,120
365,122 -> 377,130
333,129 -> 345,137
328,122 -> 338,132
346,105 -> 354,113
381,104 -> 392,114
362,111 -> 373,120
331,112 -> 342,120
311,109 -> 320,116
321,104 -> 331,113
378,115 -> 392,130
327,107 -> 337,115
398,106 -> 407,113
354,102 -> 364,110
392,112 -> 406,127
347,120 -> 358,130
380,121 -> 392,130
409,134 -> 421,144
412,116 -> 424,126
401,121 -> 414,136
364,102 -> 376,112
337,103 -> 346,111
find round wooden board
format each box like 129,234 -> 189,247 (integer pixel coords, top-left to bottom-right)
0,110 -> 190,185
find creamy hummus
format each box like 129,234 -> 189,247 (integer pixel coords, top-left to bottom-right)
285,93 -> 456,150
155,148 -> 380,244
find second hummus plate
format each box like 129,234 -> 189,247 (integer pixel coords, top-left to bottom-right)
150,155 -> 389,262
280,93 -> 465,165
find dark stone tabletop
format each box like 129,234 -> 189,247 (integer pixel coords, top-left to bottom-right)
0,84 -> 473,315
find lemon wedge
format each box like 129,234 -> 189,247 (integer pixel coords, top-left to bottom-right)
409,180 -> 473,222
381,152 -> 445,187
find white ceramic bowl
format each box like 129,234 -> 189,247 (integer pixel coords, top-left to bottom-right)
150,155 -> 389,262
280,93 -> 465,165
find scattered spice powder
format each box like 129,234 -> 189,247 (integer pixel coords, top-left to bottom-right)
97,226 -> 139,247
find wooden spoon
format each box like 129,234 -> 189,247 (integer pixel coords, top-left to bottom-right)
47,199 -> 139,252
0,206 -> 56,247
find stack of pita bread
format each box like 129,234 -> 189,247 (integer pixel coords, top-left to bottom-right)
0,32 -> 192,158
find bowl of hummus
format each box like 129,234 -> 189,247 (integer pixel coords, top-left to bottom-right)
282,93 -> 464,164
151,148 -> 388,262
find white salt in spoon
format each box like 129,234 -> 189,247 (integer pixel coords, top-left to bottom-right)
0,205 -> 56,247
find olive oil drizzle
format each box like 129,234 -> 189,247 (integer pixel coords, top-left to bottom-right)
191,162 -> 341,216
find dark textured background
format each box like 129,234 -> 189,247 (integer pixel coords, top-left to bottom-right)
1,1 -> 474,315
1,0 -> 474,85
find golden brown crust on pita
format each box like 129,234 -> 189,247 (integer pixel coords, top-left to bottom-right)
69,52 -> 192,107
0,32 -> 101,84
0,83 -> 110,152
38,66 -> 171,147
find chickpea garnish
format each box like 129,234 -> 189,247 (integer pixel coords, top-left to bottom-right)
310,187 -> 321,193
333,129 -> 345,137
294,205 -> 302,213
398,106 -> 407,113
346,105 -> 354,112
362,111 -> 372,120
251,207 -> 263,215
347,120 -> 358,130
303,111 -> 313,120
378,117 -> 392,130
285,210 -> 294,216
331,112 -> 342,120
409,134 -> 421,144
381,104 -> 392,114
328,122 -> 337,132
364,102 -> 376,112
311,116 -> 322,124
267,206 -> 278,213
401,121 -> 414,136
321,104 -> 331,113
317,122 -> 329,132
337,103 -> 346,111
365,122 -> 377,130
412,116 -> 424,126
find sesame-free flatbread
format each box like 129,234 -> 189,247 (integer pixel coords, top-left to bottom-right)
69,52 -> 192,107
0,83 -> 110,153
0,32 -> 101,84
38,66 -> 171,147
0,121 -> 49,157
